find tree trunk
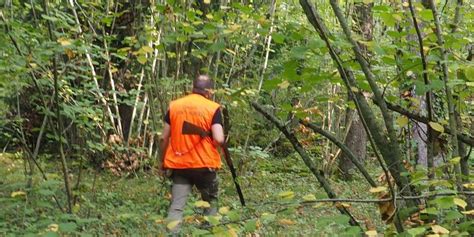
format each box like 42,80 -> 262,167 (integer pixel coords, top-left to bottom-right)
299,0 -> 417,202
338,2 -> 372,180
339,108 -> 367,180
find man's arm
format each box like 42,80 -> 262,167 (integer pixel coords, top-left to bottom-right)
211,124 -> 225,146
159,122 -> 171,169
211,108 -> 225,146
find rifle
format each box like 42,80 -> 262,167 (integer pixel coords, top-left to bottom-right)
182,121 -> 246,206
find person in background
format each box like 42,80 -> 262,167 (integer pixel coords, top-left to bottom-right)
159,74 -> 225,232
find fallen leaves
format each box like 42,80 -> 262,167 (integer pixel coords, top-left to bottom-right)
302,194 -> 316,201
11,191 -> 26,198
219,206 -> 230,215
166,220 -> 180,230
278,218 -> 296,226
453,198 -> 467,209
194,200 -> 211,208
365,230 -> 377,237
57,37 -> 72,46
369,186 -> 387,193
461,209 -> 474,215
377,193 -> 395,223
431,225 -> 449,235
48,223 -> 59,232
278,191 -> 295,200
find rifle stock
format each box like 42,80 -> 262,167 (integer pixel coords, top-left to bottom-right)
182,121 -> 211,137
181,121 -> 246,206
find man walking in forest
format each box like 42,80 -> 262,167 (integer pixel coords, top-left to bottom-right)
159,74 -> 225,233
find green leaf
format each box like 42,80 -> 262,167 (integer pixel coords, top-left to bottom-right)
192,229 -> 211,236
396,116 -> 409,127
346,101 -> 356,110
262,78 -> 282,90
101,16 -> 113,26
42,15 -> 59,22
290,46 -> 307,59
290,32 -> 304,41
373,5 -> 390,12
137,55 -> 147,64
278,80 -> 290,89
332,214 -> 350,225
272,33 -> 285,44
282,60 -> 299,80
302,194 -> 316,201
308,38 -> 325,49
344,226 -> 362,236
463,66 -> 474,81
419,10 -> 434,21
43,232 -> 60,237
431,196 -> 455,209
430,79 -> 444,90
428,122 -> 444,133
406,227 -> 426,236
204,216 -> 221,225
59,222 -> 77,232
379,12 -> 396,27
420,207 -> 438,215
445,210 -> 463,220
141,46 -> 154,53
261,213 -> 276,223
244,219 -> 257,232
449,156 -> 461,165
227,210 -> 240,222
210,41 -> 225,52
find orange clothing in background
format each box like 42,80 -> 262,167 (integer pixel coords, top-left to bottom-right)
163,94 -> 221,169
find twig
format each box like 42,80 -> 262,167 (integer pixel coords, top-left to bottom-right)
300,120 -> 377,188
299,1 -> 410,231
43,0 -> 73,213
103,33 -> 124,138
68,0 -> 119,136
127,68 -> 145,144
380,100 -> 474,146
257,0 -> 276,92
407,0 -> 436,179
252,102 -> 360,227
451,0 -> 463,33
260,191 -> 474,205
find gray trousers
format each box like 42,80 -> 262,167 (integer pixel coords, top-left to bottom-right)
167,169 -> 218,223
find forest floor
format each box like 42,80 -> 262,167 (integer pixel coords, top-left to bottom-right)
0,152 -> 387,236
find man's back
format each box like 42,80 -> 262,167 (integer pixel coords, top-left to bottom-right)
163,94 -> 221,169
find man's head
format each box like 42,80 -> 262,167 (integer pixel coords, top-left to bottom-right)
192,74 -> 214,98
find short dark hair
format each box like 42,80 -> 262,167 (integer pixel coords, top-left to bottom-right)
192,74 -> 214,95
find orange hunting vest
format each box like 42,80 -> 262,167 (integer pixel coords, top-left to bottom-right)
163,94 -> 222,169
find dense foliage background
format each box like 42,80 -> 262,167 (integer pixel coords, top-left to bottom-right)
0,0 -> 473,235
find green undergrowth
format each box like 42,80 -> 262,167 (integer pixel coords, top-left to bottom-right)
0,152 -> 408,236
